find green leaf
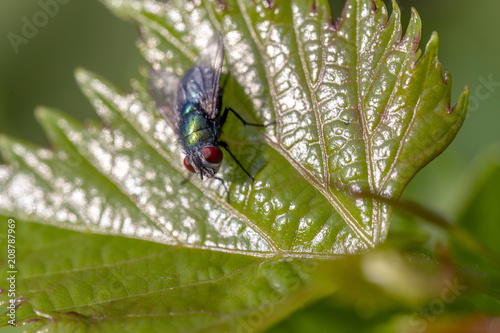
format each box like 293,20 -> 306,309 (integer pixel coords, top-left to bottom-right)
0,218 -> 335,332
0,0 -> 467,331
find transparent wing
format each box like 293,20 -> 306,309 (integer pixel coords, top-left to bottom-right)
148,69 -> 181,132
198,32 -> 224,119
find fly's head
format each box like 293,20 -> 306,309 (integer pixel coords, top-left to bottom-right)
183,146 -> 224,180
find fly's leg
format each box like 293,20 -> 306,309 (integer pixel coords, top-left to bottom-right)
218,73 -> 274,128
180,174 -> 230,202
214,176 -> 230,203
180,169 -> 230,202
220,106 -> 270,128
218,141 -> 255,182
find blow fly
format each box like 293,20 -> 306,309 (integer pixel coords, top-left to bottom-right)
148,33 -> 268,200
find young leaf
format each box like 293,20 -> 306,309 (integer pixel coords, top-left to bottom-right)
0,0 -> 467,331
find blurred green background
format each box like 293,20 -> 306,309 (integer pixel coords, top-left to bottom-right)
0,0 -> 499,332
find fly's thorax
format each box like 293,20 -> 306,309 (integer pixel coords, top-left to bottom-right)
180,102 -> 197,116
179,109 -> 219,150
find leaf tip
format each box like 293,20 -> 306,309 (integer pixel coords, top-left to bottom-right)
410,6 -> 420,19
34,105 -> 55,122
0,133 -> 16,162
74,67 -> 94,87
0,133 -> 10,151
451,86 -> 470,115
37,106 -> 67,129
35,107 -> 83,149
98,0 -> 133,19
390,0 -> 400,15
74,68 -> 112,102
425,31 -> 440,58
406,7 -> 422,48
34,107 -> 63,145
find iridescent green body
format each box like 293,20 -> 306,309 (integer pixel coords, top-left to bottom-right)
179,101 -> 221,151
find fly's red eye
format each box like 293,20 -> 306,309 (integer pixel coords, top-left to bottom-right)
183,156 -> 196,173
202,146 -> 223,164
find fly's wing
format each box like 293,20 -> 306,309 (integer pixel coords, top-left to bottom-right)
147,69 -> 181,132
198,32 -> 224,119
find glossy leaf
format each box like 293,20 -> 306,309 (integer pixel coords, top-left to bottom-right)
0,0 -> 468,254
0,0 -> 468,331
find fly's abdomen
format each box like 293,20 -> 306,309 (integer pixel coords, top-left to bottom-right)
179,110 -> 216,149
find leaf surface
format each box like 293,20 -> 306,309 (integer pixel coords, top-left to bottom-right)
0,0 -> 468,331
0,218 -> 333,332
